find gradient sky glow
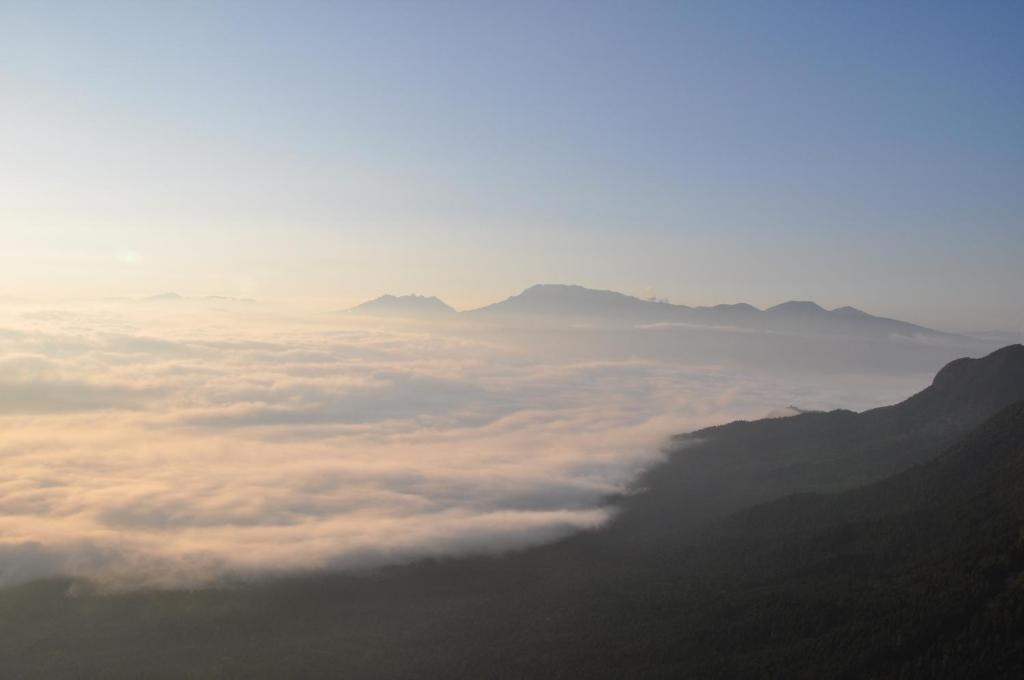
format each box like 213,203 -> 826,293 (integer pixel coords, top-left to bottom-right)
2,1 -> 1022,329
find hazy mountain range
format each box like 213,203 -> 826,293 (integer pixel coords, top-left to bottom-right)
5,344 -> 1023,678
348,293 -> 456,317
349,283 -> 980,342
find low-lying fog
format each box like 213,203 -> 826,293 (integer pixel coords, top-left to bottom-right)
0,298 -> 994,589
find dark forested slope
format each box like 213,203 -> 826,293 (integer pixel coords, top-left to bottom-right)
613,344 -> 1024,539
676,400 -> 1024,678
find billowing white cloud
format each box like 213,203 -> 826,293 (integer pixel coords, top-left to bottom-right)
0,300 -> 929,590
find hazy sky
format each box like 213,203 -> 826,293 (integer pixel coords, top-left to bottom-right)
2,1 -> 1022,329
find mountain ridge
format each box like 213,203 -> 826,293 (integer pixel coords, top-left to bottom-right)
610,343 -> 1024,539
347,293 -> 456,317
351,283 -> 981,342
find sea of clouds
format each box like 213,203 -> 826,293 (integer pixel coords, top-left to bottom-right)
0,299 -> 934,590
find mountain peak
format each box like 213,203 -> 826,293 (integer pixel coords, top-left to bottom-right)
518,283 -> 633,300
831,305 -> 870,317
467,284 -> 688,321
885,344 -> 1024,430
931,343 -> 1024,388
698,302 -> 759,312
523,283 -> 583,293
348,294 -> 455,317
766,300 -> 827,314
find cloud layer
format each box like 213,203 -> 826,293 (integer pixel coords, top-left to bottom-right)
0,300 -> 929,589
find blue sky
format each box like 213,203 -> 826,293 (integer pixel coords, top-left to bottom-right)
2,1 -> 1022,329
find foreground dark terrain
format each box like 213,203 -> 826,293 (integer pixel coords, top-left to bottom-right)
3,345 -> 1024,679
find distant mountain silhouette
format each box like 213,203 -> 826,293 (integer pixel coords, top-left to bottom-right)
465,284 -> 687,323
831,304 -> 872,317
348,294 -> 456,318
463,283 -> 972,341
766,299 -> 828,314
760,298 -> 954,339
689,301 -> 763,326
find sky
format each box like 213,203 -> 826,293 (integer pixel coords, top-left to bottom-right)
2,0 -> 1022,330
